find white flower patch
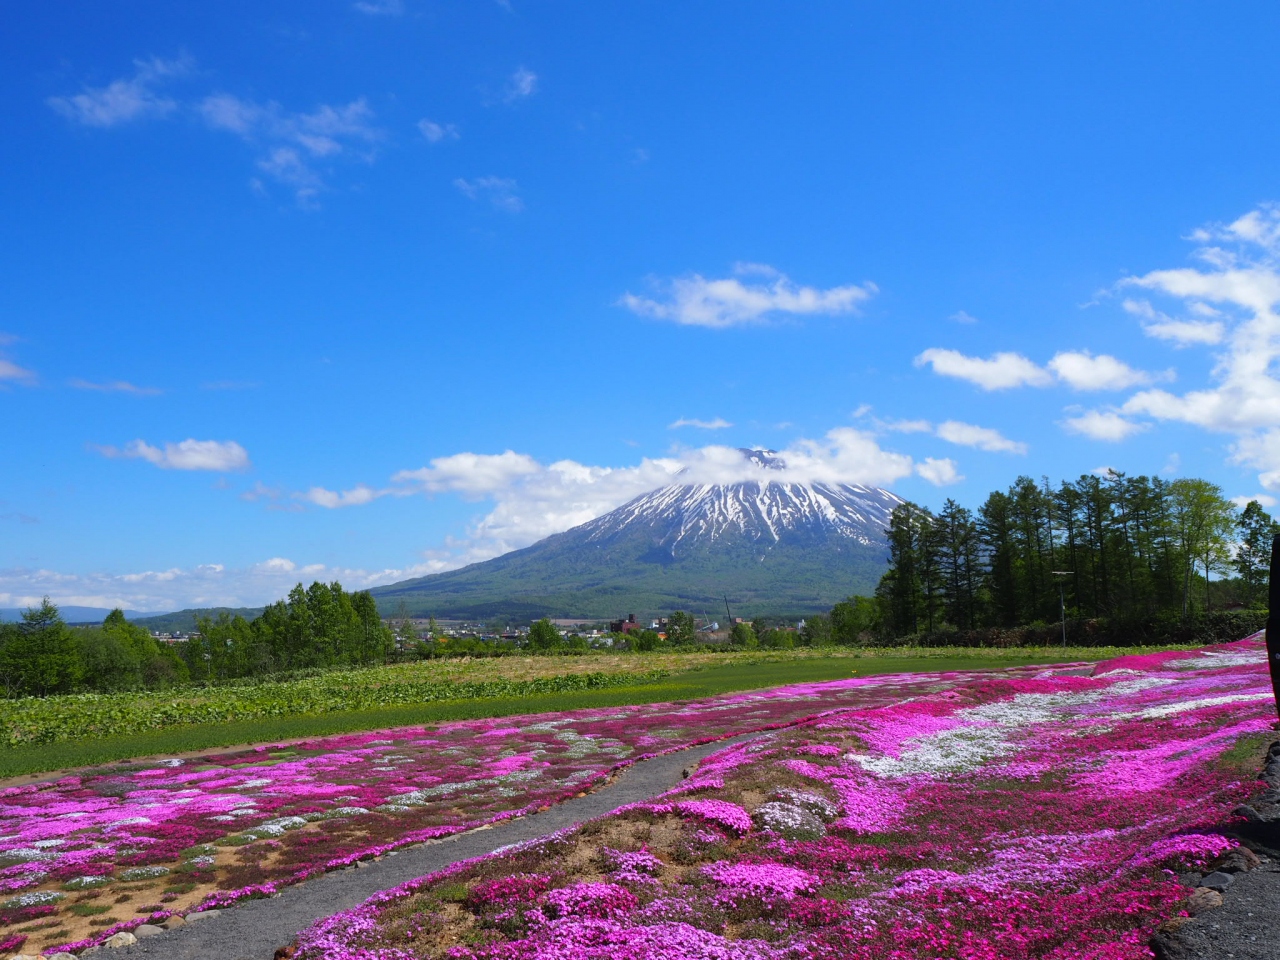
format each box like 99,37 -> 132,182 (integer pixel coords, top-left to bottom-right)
104,817 -> 152,829
2,890 -> 64,907
0,848 -> 59,864
31,839 -> 65,849
63,875 -> 113,890
119,866 -> 169,880
230,778 -> 272,790
1180,649 -> 1267,670
1137,692 -> 1274,719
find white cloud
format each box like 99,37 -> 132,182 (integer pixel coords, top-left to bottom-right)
1060,410 -> 1148,442
47,56 -> 190,127
1110,206 -> 1280,490
298,484 -> 384,509
670,417 -> 733,430
392,450 -> 543,497
0,556 -> 439,613
199,94 -> 382,204
950,310 -> 979,324
914,348 -> 1052,391
69,379 -> 161,395
916,457 -> 963,486
95,438 -> 251,472
881,418 -> 933,434
916,347 -> 1164,393
1232,493 -> 1278,509
505,67 -> 538,101
295,427 -> 930,566
1123,298 -> 1224,346
354,0 -> 404,13
453,176 -> 523,213
0,357 -> 35,384
418,119 -> 459,142
935,420 -> 1027,455
1046,350 -> 1165,391
621,264 -> 876,329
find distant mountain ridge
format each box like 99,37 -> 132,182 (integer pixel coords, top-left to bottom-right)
1,605 -> 150,624
372,449 -> 901,619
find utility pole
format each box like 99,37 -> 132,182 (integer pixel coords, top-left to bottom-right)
724,596 -> 733,624
1267,536 -> 1280,719
1051,571 -> 1071,647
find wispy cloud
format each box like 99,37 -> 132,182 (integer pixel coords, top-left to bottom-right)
95,439 -> 251,472
0,557 -> 439,613
453,176 -> 523,212
915,347 -> 1165,393
418,119 -> 459,143
47,55 -> 191,128
914,348 -> 1052,391
69,378 -> 161,395
1061,409 -> 1149,442
0,359 -> 36,385
669,417 -> 733,430
934,420 -> 1027,455
950,310 -> 980,324
200,95 -> 383,205
505,67 -> 538,102
1123,298 -> 1224,347
621,263 -> 876,329
353,0 -> 404,14
877,415 -> 1025,453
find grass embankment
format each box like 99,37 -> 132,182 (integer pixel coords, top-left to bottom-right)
0,644 -> 1194,779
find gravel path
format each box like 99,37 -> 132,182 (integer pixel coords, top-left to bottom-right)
1154,865 -> 1280,959
108,732 -> 763,960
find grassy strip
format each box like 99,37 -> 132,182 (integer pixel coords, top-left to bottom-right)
0,649 -> 1129,779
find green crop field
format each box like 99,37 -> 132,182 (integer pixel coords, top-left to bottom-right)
0,645 -> 1190,779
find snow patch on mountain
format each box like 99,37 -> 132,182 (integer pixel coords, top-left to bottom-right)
576,449 -> 903,554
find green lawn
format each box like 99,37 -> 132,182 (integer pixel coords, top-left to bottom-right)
0,649 -> 1112,779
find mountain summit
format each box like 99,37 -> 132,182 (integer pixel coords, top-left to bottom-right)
372,449 -> 902,619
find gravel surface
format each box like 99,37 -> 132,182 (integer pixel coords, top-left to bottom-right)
108,732 -> 763,960
1153,865 -> 1280,959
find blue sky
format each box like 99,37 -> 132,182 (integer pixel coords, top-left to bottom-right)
5,1 -> 1280,611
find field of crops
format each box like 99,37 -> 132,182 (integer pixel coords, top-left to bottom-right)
0,646 -> 1188,753
291,639 -> 1276,960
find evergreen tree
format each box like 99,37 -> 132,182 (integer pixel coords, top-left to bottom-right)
1235,500 -> 1279,607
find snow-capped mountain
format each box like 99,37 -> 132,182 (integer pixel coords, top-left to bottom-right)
373,449 -> 900,619
581,476 -> 903,556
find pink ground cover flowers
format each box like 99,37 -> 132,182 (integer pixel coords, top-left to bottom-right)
2,661 -> 1022,953
291,638 -> 1277,960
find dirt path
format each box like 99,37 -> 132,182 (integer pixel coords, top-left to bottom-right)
112,732 -> 763,960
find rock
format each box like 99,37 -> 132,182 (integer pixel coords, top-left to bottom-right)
1231,804 -> 1263,822
81,948 -> 102,956
1186,887 -> 1225,912
104,932 -> 138,948
1216,846 -> 1261,873
1199,871 -> 1235,891
1177,871 -> 1202,887
185,909 -> 221,922
133,924 -> 164,938
273,946 -> 298,960
161,915 -> 186,930
46,953 -> 77,960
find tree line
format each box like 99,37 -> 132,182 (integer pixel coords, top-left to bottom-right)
867,472 -> 1276,640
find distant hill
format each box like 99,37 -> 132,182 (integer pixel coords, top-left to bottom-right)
129,607 -> 264,634
0,605 -> 149,625
372,449 -> 900,620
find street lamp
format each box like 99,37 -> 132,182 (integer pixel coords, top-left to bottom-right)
1051,572 -> 1072,647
